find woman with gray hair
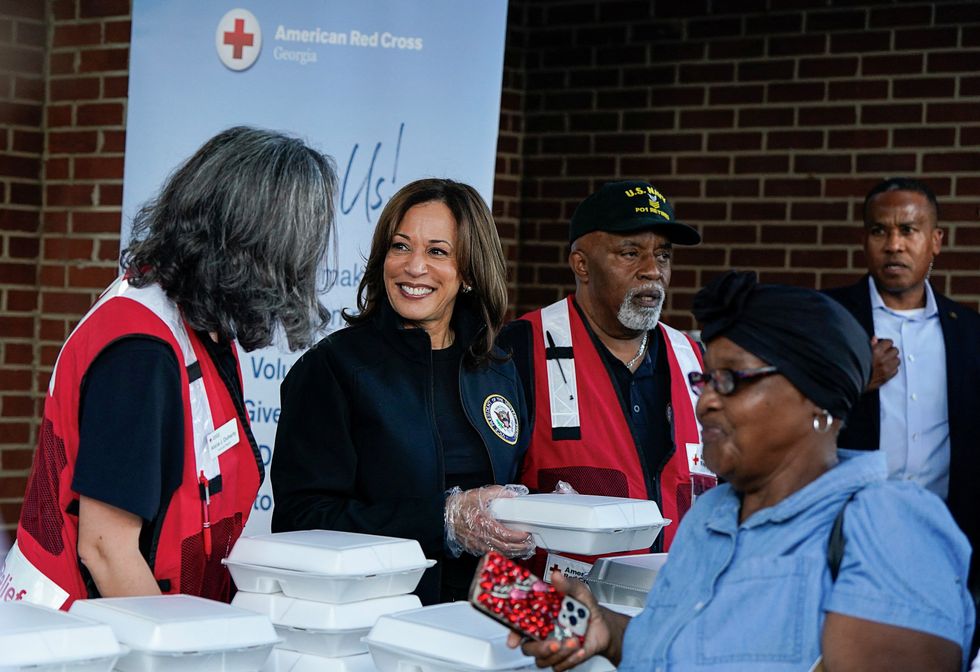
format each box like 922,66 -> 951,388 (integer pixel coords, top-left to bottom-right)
4,126 -> 337,609
272,178 -> 534,604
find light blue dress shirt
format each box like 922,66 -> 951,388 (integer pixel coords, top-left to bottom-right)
617,451 -> 974,672
868,276 -> 950,499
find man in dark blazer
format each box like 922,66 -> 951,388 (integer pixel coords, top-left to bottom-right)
824,176 -> 980,659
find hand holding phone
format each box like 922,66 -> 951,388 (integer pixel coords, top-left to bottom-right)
470,551 -> 591,644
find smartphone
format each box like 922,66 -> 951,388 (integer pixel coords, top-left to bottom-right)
469,551 -> 591,643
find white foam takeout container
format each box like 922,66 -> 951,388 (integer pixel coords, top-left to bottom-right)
69,594 -> 278,672
585,553 -> 668,608
232,591 -> 421,658
364,602 -> 536,672
490,494 -> 670,555
261,649 -> 379,672
0,600 -> 124,672
224,531 -> 436,604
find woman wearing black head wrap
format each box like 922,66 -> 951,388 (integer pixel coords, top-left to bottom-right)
510,272 -> 975,672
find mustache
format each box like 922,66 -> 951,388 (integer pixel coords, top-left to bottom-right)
626,283 -> 665,301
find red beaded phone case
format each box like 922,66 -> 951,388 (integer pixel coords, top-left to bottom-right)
469,551 -> 590,643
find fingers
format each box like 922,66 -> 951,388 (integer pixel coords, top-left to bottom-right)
521,637 -> 583,671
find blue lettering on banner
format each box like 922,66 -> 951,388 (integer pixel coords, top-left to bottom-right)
253,494 -> 273,511
341,122 -> 405,224
258,443 -> 272,466
250,355 -> 291,381
245,399 -> 281,424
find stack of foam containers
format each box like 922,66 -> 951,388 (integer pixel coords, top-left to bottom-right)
223,530 -> 434,672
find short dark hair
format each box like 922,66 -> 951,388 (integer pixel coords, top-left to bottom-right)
863,177 -> 939,225
344,178 -> 508,366
122,126 -> 338,352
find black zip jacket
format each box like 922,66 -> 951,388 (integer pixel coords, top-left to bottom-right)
271,297 -> 530,604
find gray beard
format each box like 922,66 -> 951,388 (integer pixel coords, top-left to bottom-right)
617,284 -> 664,331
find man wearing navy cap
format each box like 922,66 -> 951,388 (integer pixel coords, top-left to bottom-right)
500,180 -> 715,575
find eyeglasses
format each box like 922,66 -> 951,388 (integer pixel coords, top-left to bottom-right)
688,366 -> 779,397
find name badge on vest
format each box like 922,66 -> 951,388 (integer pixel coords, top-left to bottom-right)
207,418 -> 240,459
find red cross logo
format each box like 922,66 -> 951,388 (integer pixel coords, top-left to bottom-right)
223,18 -> 254,60
692,454 -> 700,465
216,9 -> 262,72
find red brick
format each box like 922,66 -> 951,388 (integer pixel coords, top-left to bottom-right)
46,104 -> 72,127
48,51 -> 74,75
7,235 -> 39,259
10,183 -> 42,206
101,130 -> 126,152
794,154 -> 851,174
862,54 -> 923,76
44,237 -> 94,260
73,156 -> 124,180
746,13 -> 802,35
49,76 -> 100,100
765,178 -> 821,197
569,112 -> 618,132
46,184 -> 96,207
734,202 -> 787,221
731,248 -> 786,268
807,10 -> 866,32
951,276 -> 980,295
2,341 -> 33,367
791,250 -> 848,267
738,59 -> 794,81
856,153 -> 916,173
679,109 -> 733,129
955,178 -> 980,197
79,47 -> 129,72
799,105 -> 855,126
798,56 -> 857,79
621,66 -> 675,86
45,157 -> 70,180
927,103 -> 978,124
651,179 -> 702,198
893,127 -> 955,148
701,224 -> 758,244
79,0 -> 130,18
758,271 -> 818,287
861,104 -> 921,125
869,5 -> 932,28
767,34 -> 826,57
708,38 -> 765,60
0,476 -> 28,498
734,155 -> 789,174
790,202 -> 849,220
540,135 -> 590,155
688,17 -> 741,38
709,84 -> 764,105
596,45 -> 645,67
104,73 -> 128,99
676,157 -> 729,175
924,153 -> 980,173
0,421 -> 30,444
105,19 -> 132,44
830,31 -> 890,54
707,132 -> 762,152
768,81 -> 825,103
762,225 -> 818,244
928,51 -> 980,74
828,129 -> 887,149
935,3 -> 980,23
592,134 -> 644,153
961,128 -> 980,146
942,252 -> 980,271
619,157 -> 672,175
76,102 -> 124,126
622,111 -> 674,132
0,45 -> 43,73
648,133 -> 702,153
0,101 -> 41,126
6,289 -> 38,311
828,80 -> 886,103
738,107 -> 794,128
96,239 -> 120,261
0,155 -> 40,180
52,22 -> 101,47
893,77 -> 955,99
675,247 -> 726,266
666,211 -> 721,235
825,178 -> 881,197
13,75 -> 43,101
823,225 -> 862,246
595,89 -> 644,110
894,27 -> 958,50
955,226 -> 980,246
767,130 -> 823,150
0,314 -> 32,338
42,291 -> 94,314
679,62 -> 734,83
705,179 -> 759,197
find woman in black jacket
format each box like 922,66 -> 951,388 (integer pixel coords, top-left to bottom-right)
271,178 -> 533,603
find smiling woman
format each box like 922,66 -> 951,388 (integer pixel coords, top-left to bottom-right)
271,179 -> 535,604
513,271 -> 975,672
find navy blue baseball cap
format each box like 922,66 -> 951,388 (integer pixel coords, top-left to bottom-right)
569,180 -> 701,245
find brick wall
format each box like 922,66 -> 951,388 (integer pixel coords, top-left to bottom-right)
0,1 -> 46,528
516,0 -> 980,328
2,0 -> 980,533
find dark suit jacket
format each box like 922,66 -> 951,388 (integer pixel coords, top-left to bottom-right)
824,277 -> 980,598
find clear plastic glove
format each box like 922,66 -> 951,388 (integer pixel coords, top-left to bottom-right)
552,480 -> 579,495
445,484 -> 536,559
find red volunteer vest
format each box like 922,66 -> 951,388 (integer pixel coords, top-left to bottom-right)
519,297 -> 714,552
2,277 -> 262,608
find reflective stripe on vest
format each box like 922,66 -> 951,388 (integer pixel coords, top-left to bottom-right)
0,541 -> 69,608
540,299 -> 581,438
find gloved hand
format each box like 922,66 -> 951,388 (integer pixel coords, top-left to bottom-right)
445,484 -> 536,559
552,480 -> 579,495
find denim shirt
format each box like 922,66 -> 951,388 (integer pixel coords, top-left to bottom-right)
618,450 -> 974,672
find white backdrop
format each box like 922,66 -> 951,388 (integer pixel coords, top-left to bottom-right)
122,1 -> 509,533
